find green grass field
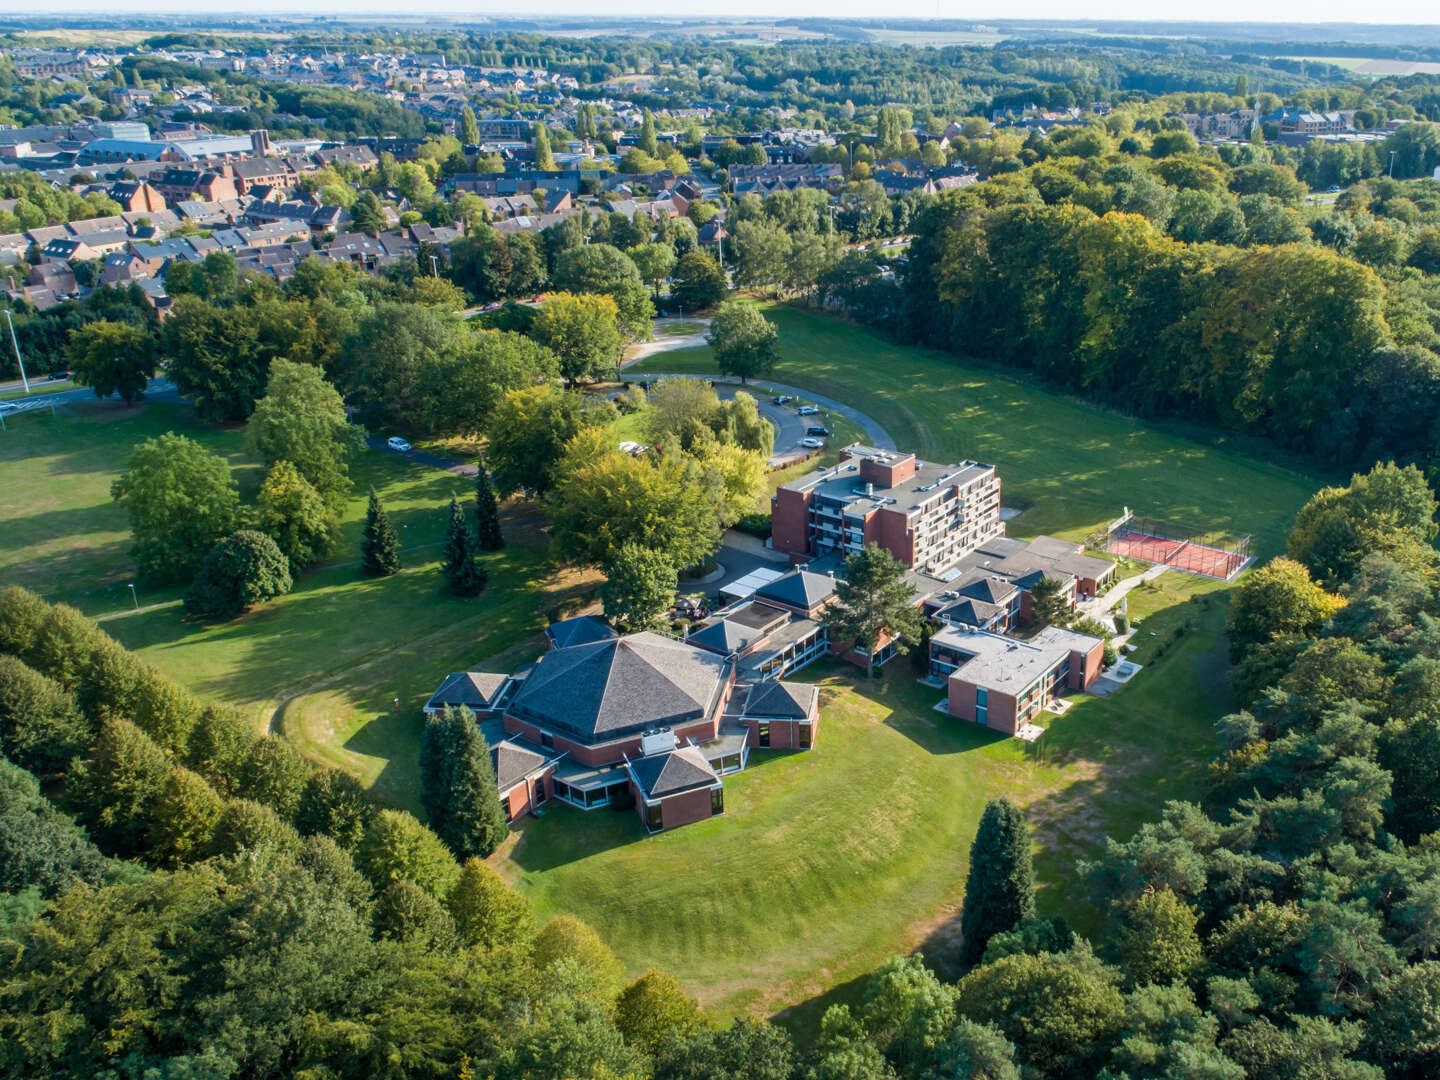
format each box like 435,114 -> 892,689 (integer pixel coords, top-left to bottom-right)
0,306 -> 1324,1024
633,305 -> 1325,558
498,574 -> 1231,1021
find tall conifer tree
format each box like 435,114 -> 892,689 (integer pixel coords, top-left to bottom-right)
419,707 -> 508,860
442,497 -> 486,597
958,798 -> 1036,966
474,464 -> 504,552
362,489 -> 401,576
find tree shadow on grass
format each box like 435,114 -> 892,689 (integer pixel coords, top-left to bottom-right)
812,660 -> 1010,758
771,969 -> 872,1042
506,800 -> 643,873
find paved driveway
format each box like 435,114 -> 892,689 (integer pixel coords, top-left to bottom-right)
625,372 -> 895,456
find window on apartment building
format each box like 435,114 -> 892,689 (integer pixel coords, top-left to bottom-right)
799,723 -> 812,749
711,787 -> 724,815
646,802 -> 663,831
540,732 -> 554,750
758,722 -> 771,747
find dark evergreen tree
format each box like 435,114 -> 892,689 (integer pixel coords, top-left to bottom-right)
474,464 -> 504,552
958,798 -> 1036,967
361,489 -> 401,576
418,706 -> 508,860
441,497 -> 486,597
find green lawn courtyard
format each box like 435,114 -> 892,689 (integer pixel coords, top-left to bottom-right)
0,304 -> 1324,1023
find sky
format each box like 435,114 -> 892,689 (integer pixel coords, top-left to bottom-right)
24,2 -> 1440,27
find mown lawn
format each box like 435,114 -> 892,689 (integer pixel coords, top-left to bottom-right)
1,307 -> 1313,1024
631,304 -> 1327,557
0,400 -> 254,616
496,572 -> 1232,1021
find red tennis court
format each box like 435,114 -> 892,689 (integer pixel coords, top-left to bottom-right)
1105,520 -> 1251,581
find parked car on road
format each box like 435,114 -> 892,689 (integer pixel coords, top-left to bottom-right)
772,395 -> 792,405
798,405 -> 819,415
806,426 -> 831,437
800,437 -> 825,449
386,437 -> 412,452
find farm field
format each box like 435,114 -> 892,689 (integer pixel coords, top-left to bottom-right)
0,306 -> 1316,1022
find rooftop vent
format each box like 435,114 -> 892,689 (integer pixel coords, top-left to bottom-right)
640,729 -> 678,757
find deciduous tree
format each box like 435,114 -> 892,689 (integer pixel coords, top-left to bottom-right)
184,530 -> 293,621
256,460 -> 338,571
616,969 -> 703,1057
245,358 -> 358,512
66,319 -> 156,405
532,291 -> 623,385
447,856 -> 536,951
111,432 -> 239,583
600,542 -> 678,630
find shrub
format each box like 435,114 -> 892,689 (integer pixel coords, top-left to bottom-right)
184,530 -> 293,621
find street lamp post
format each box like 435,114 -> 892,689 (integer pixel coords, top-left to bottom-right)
1389,150 -> 1398,179
429,254 -> 440,278
128,583 -> 138,610
4,310 -> 29,394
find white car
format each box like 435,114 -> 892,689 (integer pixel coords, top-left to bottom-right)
386,436 -> 412,452
800,436 -> 825,449
618,440 -> 641,454
798,405 -> 820,416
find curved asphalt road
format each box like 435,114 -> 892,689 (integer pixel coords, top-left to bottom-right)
626,372 -> 896,453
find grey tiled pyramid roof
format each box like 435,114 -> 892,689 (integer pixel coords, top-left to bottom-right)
547,614 -> 619,649
755,570 -> 836,611
743,681 -> 818,720
687,618 -> 764,655
509,631 -> 730,745
629,744 -> 719,799
492,739 -> 553,791
426,671 -> 509,711
956,576 -> 1016,605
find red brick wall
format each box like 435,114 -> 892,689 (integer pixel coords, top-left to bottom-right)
770,488 -> 813,558
987,692 -> 1019,735
1068,639 -> 1107,690
947,676 -> 1018,734
499,769 -> 553,821
858,453 -> 916,488
869,507 -> 915,567
656,786 -> 717,831
948,676 -> 977,722
741,710 -> 817,749
502,716 -> 718,766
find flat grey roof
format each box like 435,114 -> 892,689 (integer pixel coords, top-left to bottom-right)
779,446 -> 995,518
698,722 -> 750,758
738,616 -> 827,678
932,625 -> 1103,695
